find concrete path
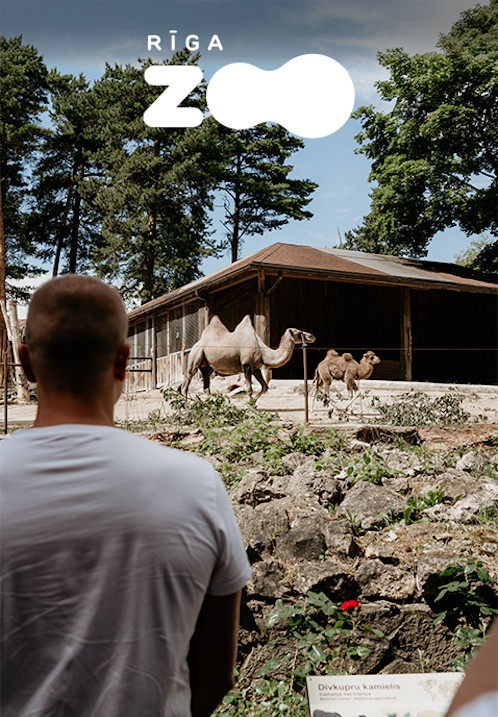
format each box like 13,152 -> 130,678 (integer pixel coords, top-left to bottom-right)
3,379 -> 497,432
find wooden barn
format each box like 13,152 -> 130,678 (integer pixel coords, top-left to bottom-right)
126,243 -> 498,391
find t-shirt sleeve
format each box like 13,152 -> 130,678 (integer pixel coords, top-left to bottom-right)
207,472 -> 252,596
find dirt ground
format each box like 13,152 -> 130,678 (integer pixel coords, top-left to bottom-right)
4,378 -> 498,448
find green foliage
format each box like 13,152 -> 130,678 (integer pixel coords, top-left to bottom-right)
454,234 -> 498,279
89,53 -> 221,303
432,561 -> 498,666
216,124 -> 317,262
30,70 -> 101,275
344,448 -> 393,485
402,488 -> 447,525
347,0 -> 498,256
217,592 -> 370,715
162,388 -> 250,427
434,561 -> 498,626
0,36 -> 50,294
372,390 -> 472,426
161,390 -> 350,482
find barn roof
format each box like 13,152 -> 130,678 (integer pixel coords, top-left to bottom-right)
128,242 -> 497,320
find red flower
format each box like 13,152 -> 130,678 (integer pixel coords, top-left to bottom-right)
339,599 -> 360,611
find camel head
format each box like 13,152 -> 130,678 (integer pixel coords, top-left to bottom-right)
363,350 -> 381,366
287,328 -> 316,345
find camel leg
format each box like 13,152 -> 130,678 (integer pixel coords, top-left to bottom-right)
199,364 -> 212,394
344,390 -> 359,414
180,347 -> 204,396
242,365 -> 254,398
312,375 -> 332,412
252,368 -> 269,400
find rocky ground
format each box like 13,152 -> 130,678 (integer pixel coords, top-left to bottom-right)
139,384 -> 498,715
3,380 -> 498,716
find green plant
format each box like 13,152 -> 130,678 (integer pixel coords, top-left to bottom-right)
402,488 -> 447,525
161,388 -> 252,428
344,448 -> 393,485
344,509 -> 363,536
217,592 -> 382,715
432,561 -> 498,667
289,428 -> 325,456
372,390 -> 472,427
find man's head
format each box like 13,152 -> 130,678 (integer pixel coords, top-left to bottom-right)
21,275 -> 129,398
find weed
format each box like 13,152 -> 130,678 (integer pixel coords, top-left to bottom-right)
372,390 -> 472,427
432,561 -> 498,667
217,592 -> 381,715
344,509 -> 363,536
344,448 -> 394,485
402,488 -> 447,525
161,388 -> 252,428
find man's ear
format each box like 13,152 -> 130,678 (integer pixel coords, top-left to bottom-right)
19,344 -> 37,383
114,343 -> 130,382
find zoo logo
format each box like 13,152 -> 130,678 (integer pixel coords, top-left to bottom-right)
143,54 -> 355,139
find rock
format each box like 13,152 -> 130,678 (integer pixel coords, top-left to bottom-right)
235,499 -> 290,560
356,559 -> 417,601
277,511 -> 328,561
324,519 -> 360,558
424,480 -> 498,523
247,559 -> 291,598
383,448 -> 423,475
456,451 -> 486,472
338,481 -> 405,530
416,550 -> 462,599
428,469 -> 481,501
293,560 -> 358,598
280,452 -> 312,470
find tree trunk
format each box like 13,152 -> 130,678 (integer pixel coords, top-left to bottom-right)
52,175 -> 74,277
68,161 -> 84,273
230,153 -> 242,263
143,209 -> 157,303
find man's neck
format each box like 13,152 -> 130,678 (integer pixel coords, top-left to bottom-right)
33,391 -> 115,428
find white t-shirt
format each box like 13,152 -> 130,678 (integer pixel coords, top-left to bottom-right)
451,693 -> 498,717
0,425 -> 251,717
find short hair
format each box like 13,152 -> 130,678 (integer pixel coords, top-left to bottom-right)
26,275 -> 128,395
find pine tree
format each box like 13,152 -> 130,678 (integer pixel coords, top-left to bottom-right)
89,52 -> 221,303
31,70 -> 101,276
0,36 -> 49,385
216,124 -> 317,262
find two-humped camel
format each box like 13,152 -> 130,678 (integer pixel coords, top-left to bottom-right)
314,349 -> 381,399
180,315 -> 316,398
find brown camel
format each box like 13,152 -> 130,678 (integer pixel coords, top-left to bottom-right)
343,350 -> 381,399
313,349 -> 381,399
180,315 -> 316,397
313,349 -> 350,396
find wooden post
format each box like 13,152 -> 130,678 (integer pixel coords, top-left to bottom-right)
303,343 -> 309,424
400,288 -> 413,380
254,270 -> 269,343
3,342 -> 8,433
151,315 -> 157,390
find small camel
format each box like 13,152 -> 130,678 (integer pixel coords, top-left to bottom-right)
343,350 -> 381,400
180,315 -> 316,398
313,349 -> 350,396
313,349 -> 381,410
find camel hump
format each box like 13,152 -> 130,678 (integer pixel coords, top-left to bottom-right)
209,315 -> 224,326
326,349 -> 339,358
342,352 -> 353,362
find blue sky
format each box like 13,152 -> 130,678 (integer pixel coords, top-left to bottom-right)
2,0 -> 486,283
